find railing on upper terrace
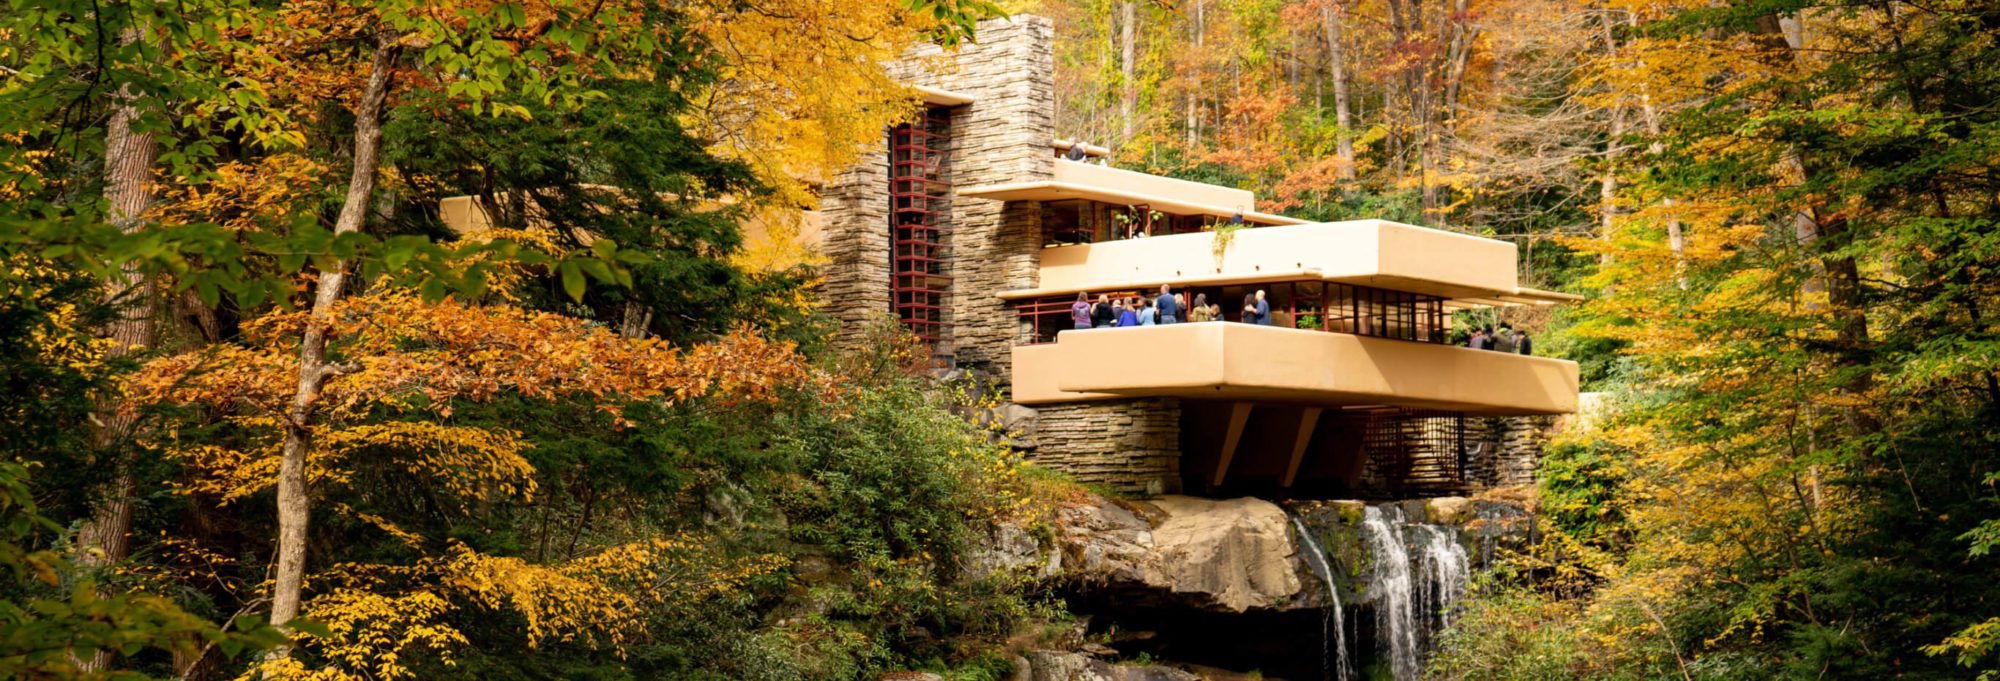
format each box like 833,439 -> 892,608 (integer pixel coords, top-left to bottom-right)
1016,280 -> 1449,346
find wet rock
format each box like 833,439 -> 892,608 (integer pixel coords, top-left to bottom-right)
1325,499 -> 1367,524
1426,496 -> 1472,524
1394,499 -> 1429,524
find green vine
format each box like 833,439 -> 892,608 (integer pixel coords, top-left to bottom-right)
1211,220 -> 1246,267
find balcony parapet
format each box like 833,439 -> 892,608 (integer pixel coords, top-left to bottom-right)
1012,322 -> 1579,415
1005,219 -> 1579,307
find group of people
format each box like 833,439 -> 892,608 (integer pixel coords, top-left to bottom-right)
1467,322 -> 1534,355
1065,286 -> 1537,356
1070,287 -> 1278,329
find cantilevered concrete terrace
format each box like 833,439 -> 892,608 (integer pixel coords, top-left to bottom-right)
1005,219 -> 1582,416
1012,323 -> 1579,415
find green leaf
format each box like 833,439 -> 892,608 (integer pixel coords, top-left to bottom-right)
558,260 -> 585,301
287,618 -> 331,639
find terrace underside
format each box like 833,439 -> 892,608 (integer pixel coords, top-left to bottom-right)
1012,324 -> 1578,496
1013,323 -> 1579,415
1177,401 -> 1482,498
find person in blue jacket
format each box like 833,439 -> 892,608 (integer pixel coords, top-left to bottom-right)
1116,298 -> 1140,327
1155,284 -> 1181,324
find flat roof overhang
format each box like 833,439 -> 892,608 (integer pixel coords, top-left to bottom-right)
960,181 -> 1304,226
960,159 -> 1304,226
997,220 -> 1582,307
912,84 -> 974,106
1013,322 -> 1579,416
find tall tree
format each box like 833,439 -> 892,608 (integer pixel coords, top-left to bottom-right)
1322,0 -> 1355,179
1120,0 -> 1139,141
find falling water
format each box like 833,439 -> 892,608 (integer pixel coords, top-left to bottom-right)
1360,506 -> 1420,681
1285,503 -> 1490,680
1290,514 -> 1351,681
1417,524 -> 1470,635
1359,504 -> 1475,681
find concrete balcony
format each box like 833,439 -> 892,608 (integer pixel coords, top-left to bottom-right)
1011,322 -> 1579,416
1008,219 -> 1575,305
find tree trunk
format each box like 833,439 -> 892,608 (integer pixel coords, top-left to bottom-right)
1595,13 -> 1627,269
1323,0 -> 1355,179
1186,0 -> 1204,146
1385,0 -> 1410,181
74,26 -> 162,675
1753,13 -> 1879,436
1636,98 -> 1688,290
1412,0 -> 1442,221
1598,104 -> 1627,267
266,33 -> 401,659
1120,1 -> 1138,142
619,301 -> 652,339
1441,0 -> 1475,124
1619,10 -> 1688,290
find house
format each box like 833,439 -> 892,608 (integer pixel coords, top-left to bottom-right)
820,15 -> 1580,498
446,15 -> 1582,499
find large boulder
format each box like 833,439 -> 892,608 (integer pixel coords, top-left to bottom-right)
1055,495 -> 1304,612
974,491 -> 1536,614
966,521 -> 1061,580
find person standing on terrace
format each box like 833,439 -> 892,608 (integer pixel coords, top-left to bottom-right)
1517,329 -> 1534,356
1137,297 -> 1157,325
1156,284 -> 1181,324
1064,142 -> 1088,161
1116,298 -> 1139,327
1091,294 -> 1115,329
1254,290 -> 1272,325
1241,293 -> 1260,324
1071,292 -> 1093,330
1493,323 -> 1517,353
1188,293 -> 1212,321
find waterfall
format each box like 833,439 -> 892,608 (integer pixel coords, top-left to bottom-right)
1417,523 -> 1470,635
1360,505 -> 1473,681
1287,503 -> 1489,680
1360,506 -> 1420,680
1290,514 -> 1351,681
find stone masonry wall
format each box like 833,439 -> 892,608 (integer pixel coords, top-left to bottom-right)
819,16 -> 1056,364
1025,398 -> 1183,496
819,141 -> 893,349
1472,415 -> 1556,488
1349,412 -> 1557,494
892,17 -> 1056,374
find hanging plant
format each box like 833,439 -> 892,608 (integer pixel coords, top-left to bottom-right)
1211,221 -> 1246,267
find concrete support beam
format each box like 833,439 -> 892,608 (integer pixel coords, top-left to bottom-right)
1212,402 -> 1254,486
1280,407 -> 1323,487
